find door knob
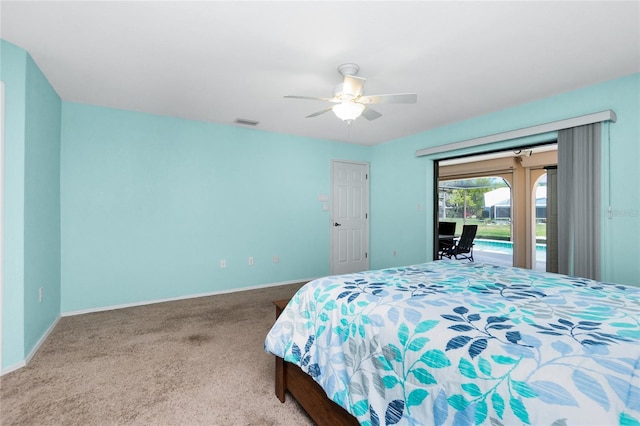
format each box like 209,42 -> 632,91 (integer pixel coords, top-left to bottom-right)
334,222 -> 342,227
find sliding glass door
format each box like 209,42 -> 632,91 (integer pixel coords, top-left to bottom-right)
435,145 -> 557,270
438,176 -> 513,266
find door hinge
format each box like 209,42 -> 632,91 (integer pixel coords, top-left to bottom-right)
365,252 -> 368,259
365,213 -> 368,219
366,173 -> 368,179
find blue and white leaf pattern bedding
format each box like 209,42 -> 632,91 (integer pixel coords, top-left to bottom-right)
264,261 -> 640,426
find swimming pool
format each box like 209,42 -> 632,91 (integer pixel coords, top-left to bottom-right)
474,238 -> 546,260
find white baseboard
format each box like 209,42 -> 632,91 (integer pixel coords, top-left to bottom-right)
1,315 -> 60,377
62,277 -> 317,317
1,278 -> 316,376
1,360 -> 26,376
25,316 -> 60,364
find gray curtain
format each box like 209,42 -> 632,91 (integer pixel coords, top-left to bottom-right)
557,123 -> 601,280
546,167 -> 558,273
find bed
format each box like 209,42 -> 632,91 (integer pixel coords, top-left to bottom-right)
264,260 -> 640,425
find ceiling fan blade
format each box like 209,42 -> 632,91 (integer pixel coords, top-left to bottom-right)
343,75 -> 366,97
306,106 -> 334,118
361,107 -> 382,121
359,93 -> 417,104
284,95 -> 336,102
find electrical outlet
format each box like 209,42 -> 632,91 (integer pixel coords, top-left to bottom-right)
248,256 -> 254,266
273,255 -> 279,263
220,259 -> 226,268
39,287 -> 43,303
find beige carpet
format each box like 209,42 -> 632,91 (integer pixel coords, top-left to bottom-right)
0,283 -> 316,425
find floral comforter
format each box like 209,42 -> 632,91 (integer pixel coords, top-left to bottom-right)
264,261 -> 640,426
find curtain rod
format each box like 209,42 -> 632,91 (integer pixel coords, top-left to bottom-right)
416,110 -> 617,157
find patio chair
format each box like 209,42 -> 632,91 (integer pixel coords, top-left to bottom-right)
442,224 -> 478,262
438,221 -> 457,259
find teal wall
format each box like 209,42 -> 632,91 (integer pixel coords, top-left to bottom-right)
60,103 -> 370,312
371,73 -> 640,286
2,37 -> 638,371
1,40 -> 61,371
23,54 -> 61,354
1,40 -> 27,370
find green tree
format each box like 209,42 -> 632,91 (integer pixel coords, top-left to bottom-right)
442,178 -> 498,218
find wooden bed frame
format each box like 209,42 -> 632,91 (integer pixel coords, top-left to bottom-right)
273,299 -> 359,426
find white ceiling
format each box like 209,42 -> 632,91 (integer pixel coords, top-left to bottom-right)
1,1 -> 639,146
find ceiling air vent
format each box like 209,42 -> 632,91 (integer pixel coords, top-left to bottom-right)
234,118 -> 260,126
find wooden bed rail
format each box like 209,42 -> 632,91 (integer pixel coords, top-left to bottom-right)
273,299 -> 359,426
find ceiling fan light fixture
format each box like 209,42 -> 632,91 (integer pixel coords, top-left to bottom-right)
332,101 -> 365,123
285,62 -> 416,123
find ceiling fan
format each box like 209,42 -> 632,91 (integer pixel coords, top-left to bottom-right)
285,63 -> 417,124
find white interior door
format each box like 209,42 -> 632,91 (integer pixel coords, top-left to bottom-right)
331,160 -> 369,275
